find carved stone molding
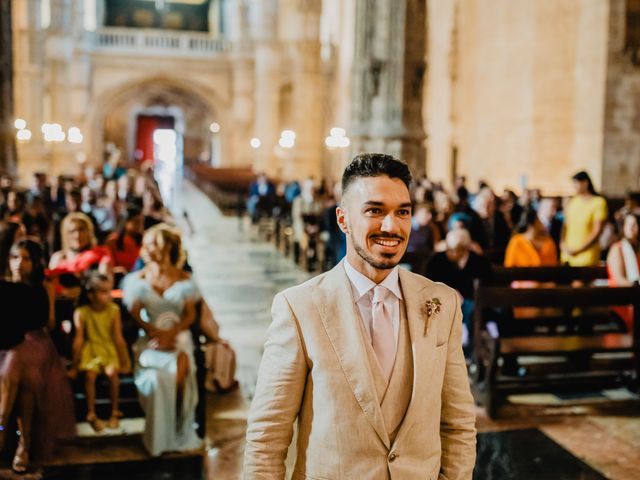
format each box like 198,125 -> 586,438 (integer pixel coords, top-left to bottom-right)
350,0 -> 426,173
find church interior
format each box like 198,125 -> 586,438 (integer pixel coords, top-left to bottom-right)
0,0 -> 639,479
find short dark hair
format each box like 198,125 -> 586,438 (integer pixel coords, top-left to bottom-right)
341,153 -> 412,195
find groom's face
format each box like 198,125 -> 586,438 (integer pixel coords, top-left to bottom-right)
337,175 -> 412,271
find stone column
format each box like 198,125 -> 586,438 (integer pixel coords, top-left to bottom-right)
350,0 -> 426,175
227,0 -> 255,168
251,0 -> 280,177
0,0 -> 16,175
285,0 -> 324,181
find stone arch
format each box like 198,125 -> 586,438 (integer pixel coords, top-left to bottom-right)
87,75 -> 232,167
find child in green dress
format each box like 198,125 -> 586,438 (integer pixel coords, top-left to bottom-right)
70,273 -> 130,431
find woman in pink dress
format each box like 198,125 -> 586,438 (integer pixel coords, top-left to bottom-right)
0,239 -> 75,472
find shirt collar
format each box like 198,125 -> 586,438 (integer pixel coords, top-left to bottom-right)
343,258 -> 402,302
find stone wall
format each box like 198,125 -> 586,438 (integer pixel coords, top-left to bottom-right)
428,0 -> 610,195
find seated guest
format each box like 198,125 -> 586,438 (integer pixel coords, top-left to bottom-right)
0,221 -> 26,278
3,190 -> 27,222
122,224 -> 202,456
504,208 -> 558,268
321,183 -> 346,270
142,189 -> 168,230
404,203 -> 439,274
247,173 -> 275,223
70,273 -> 130,432
49,213 -> 113,295
0,240 -> 75,472
607,213 -> 640,331
106,207 -> 144,274
291,179 -> 324,268
51,189 -> 98,253
537,197 -> 563,255
425,229 -> 491,354
504,209 -> 558,319
473,187 -> 511,262
22,195 -> 50,246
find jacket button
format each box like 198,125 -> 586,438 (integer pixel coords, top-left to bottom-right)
389,451 -> 398,462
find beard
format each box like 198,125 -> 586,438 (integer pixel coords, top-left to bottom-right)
351,231 -> 402,270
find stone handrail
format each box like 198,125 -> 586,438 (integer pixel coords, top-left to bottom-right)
91,27 -> 228,57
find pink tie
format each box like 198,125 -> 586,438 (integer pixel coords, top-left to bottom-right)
372,285 -> 395,382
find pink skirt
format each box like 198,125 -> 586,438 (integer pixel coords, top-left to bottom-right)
0,329 -> 76,460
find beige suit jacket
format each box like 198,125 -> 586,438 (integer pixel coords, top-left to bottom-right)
244,262 -> 476,480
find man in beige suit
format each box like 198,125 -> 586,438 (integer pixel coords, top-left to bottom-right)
244,154 -> 476,479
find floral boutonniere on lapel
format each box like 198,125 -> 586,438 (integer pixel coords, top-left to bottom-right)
422,297 -> 442,336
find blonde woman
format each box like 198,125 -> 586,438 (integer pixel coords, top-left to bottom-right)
122,223 -> 201,456
48,212 -> 113,279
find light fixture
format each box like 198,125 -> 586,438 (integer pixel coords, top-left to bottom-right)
16,129 -> 32,141
209,122 -> 221,133
325,126 -> 350,149
250,137 -> 261,149
68,127 -> 84,144
330,127 -> 346,138
42,123 -> 65,142
14,118 -> 26,130
279,130 -> 296,149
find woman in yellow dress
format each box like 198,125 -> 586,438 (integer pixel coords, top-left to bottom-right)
561,171 -> 608,266
70,272 -> 130,431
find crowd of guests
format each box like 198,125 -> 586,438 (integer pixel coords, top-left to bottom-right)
249,169 -> 640,350
0,166 -> 230,473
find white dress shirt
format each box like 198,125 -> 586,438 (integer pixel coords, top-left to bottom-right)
343,259 -> 403,349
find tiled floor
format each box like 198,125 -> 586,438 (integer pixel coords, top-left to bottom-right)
2,180 -> 638,479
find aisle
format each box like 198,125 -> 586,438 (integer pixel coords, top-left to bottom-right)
176,180 -> 310,479
176,180 -> 310,398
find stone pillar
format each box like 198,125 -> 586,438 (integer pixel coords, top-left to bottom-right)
350,0 -> 426,175
251,0 -> 280,177
601,0 -> 640,194
284,0 -> 324,181
0,0 -> 16,175
227,0 -> 255,168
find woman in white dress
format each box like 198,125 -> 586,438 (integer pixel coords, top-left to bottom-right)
123,223 -> 201,456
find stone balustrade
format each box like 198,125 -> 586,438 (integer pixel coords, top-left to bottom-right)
92,27 -> 228,57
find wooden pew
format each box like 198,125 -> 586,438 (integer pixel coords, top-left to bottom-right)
473,267 -> 639,418
186,164 -> 255,215
55,297 -> 208,438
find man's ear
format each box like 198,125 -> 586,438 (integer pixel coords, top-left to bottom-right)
336,205 -> 349,234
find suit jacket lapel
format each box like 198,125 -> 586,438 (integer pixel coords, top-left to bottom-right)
393,268 -> 435,443
312,263 -> 390,448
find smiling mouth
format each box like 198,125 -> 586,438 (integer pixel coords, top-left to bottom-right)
371,237 -> 403,248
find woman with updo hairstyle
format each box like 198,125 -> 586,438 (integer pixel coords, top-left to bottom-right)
0,239 -> 75,472
122,223 -> 201,456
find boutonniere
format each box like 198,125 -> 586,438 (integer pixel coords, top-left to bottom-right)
422,297 -> 442,335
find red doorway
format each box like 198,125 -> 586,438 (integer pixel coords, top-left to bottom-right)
135,115 -> 174,163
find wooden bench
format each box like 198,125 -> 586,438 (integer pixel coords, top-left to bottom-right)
53,297 -> 208,438
186,164 -> 255,215
473,267 -> 639,418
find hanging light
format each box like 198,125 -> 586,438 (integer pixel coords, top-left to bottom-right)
325,126 -> 350,149
14,118 -> 26,130
68,127 -> 84,144
250,137 -> 261,149
16,129 -> 32,141
279,130 -> 296,149
209,122 -> 221,133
